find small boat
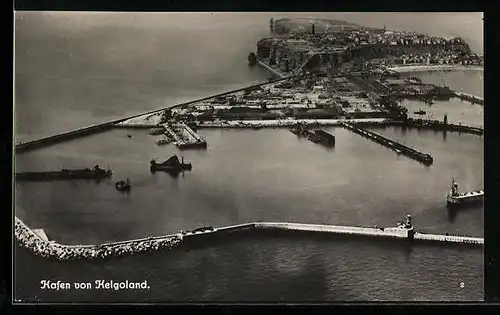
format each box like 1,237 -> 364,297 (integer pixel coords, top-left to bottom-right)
395,149 -> 402,154
127,135 -> 132,138
150,155 -> 192,173
156,137 -> 171,146
414,110 -> 426,115
148,127 -> 166,135
115,178 -> 131,191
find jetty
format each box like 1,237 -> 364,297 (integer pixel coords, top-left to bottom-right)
400,118 -> 483,136
15,214 -> 482,261
341,122 -> 434,166
15,165 -> 112,182
454,92 -> 484,106
163,123 -> 207,150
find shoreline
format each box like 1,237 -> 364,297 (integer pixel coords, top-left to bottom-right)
387,65 -> 483,73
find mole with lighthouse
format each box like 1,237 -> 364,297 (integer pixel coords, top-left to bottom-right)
446,178 -> 483,208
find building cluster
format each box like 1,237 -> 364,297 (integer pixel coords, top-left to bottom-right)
173,74 -> 390,122
257,24 -> 481,75
15,218 -> 182,261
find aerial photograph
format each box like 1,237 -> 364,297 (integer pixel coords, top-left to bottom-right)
14,12 -> 483,302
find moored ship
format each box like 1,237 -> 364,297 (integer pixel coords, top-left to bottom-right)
15,165 -> 112,181
150,155 -> 192,173
446,178 -> 484,208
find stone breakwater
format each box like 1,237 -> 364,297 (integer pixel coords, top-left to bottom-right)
15,217 -> 182,261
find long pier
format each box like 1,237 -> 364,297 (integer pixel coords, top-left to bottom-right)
15,214 -> 482,261
454,92 -> 484,106
15,77 -> 294,153
399,118 -> 483,136
341,122 -> 434,166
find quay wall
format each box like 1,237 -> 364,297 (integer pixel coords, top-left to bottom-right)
198,118 -> 392,129
15,77 -> 294,153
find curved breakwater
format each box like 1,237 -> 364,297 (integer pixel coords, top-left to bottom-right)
15,217 -> 183,261
15,217 -> 483,261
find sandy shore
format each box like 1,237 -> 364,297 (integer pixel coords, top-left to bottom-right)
388,65 -> 483,73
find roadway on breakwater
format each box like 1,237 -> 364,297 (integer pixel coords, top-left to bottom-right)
15,216 -> 483,261
14,76 -> 295,154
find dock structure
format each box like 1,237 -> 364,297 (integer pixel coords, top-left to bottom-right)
163,123 -> 207,150
454,92 -> 484,106
341,122 -> 434,166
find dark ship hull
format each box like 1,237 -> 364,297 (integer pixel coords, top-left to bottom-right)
446,195 -> 484,208
15,168 -> 112,181
314,130 -> 336,147
150,156 -> 192,173
446,180 -> 484,208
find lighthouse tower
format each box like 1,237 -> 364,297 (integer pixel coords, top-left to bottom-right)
404,214 -> 415,239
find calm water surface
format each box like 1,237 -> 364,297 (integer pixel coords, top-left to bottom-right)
14,12 -> 483,302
